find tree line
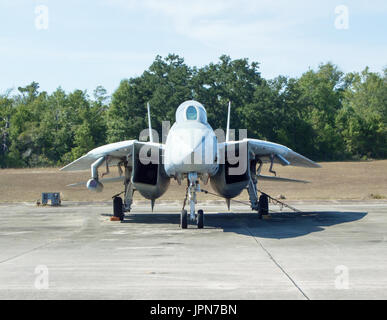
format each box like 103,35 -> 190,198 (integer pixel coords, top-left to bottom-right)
0,54 -> 386,168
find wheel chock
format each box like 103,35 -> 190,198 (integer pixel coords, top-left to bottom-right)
110,216 -> 121,222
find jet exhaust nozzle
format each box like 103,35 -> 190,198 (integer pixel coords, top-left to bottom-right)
86,179 -> 104,192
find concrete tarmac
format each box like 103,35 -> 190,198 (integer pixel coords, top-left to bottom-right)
0,200 -> 386,300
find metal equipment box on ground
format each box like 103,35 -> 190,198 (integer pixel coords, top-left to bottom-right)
41,193 -> 61,206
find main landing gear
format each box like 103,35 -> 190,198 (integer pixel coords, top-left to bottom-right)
180,172 -> 204,229
112,164 -> 134,222
113,196 -> 124,221
258,194 -> 269,218
248,159 -> 270,219
180,210 -> 188,229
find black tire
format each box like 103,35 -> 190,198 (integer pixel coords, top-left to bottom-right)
197,209 -> 204,229
181,210 -> 188,229
113,197 -> 124,221
259,194 -> 269,216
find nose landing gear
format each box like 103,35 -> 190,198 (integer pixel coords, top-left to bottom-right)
180,208 -> 205,229
180,172 -> 205,229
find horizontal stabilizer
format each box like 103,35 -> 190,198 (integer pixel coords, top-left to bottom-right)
67,176 -> 124,187
257,175 -> 309,184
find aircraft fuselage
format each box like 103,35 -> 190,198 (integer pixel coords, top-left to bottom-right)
164,101 -> 219,179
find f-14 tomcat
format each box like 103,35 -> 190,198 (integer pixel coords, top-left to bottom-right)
61,100 -> 320,229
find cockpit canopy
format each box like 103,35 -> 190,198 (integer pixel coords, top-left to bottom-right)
175,100 -> 207,124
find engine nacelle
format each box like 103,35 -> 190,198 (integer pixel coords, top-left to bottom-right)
86,179 -> 104,192
210,142 -> 250,199
132,142 -> 170,200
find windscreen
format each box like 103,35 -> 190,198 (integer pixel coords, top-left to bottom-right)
186,106 -> 197,120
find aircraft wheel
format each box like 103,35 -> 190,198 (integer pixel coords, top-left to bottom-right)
113,197 -> 124,221
197,210 -> 204,229
259,194 -> 269,216
181,210 -> 188,229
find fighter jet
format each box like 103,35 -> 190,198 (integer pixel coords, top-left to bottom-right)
61,100 -> 320,229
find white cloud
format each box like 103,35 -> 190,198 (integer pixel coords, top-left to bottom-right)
101,0 -> 387,41
100,0 -> 387,78
2,1 -> 385,94
100,0 -> 337,48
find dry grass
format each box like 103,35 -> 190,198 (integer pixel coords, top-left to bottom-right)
0,160 -> 386,203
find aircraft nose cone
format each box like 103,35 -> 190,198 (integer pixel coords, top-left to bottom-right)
164,123 -> 218,176
171,129 -> 215,165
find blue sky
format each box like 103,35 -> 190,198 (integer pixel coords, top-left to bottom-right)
1,0 -> 386,96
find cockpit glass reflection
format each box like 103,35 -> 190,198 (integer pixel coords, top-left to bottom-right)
186,106 -> 197,120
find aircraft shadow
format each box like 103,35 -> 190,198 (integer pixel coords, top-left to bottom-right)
110,210 -> 368,239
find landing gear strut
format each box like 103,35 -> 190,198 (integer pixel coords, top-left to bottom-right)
123,165 -> 134,213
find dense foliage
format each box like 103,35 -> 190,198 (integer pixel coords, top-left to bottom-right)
0,55 -> 386,168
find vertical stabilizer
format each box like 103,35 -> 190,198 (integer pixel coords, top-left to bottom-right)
226,101 -> 231,142
147,102 -> 154,143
